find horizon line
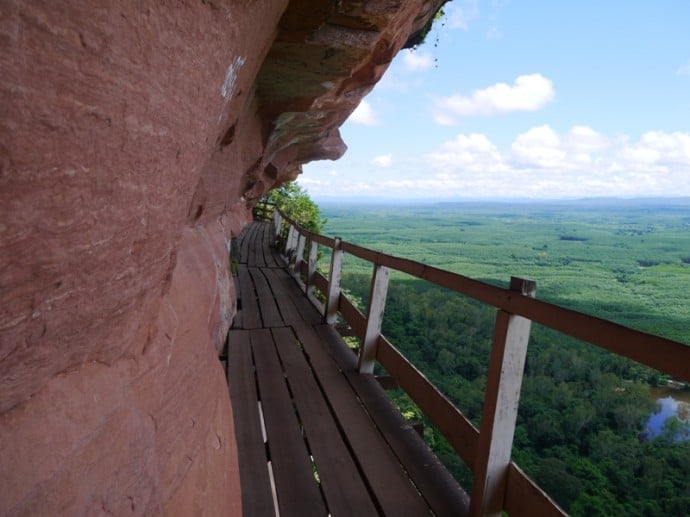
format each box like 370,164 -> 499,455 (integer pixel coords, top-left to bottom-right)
312,195 -> 690,205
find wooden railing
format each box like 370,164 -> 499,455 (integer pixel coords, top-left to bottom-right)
259,204 -> 690,517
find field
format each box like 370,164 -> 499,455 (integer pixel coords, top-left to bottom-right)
321,198 -> 690,344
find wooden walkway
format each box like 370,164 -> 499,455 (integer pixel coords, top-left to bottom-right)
226,221 -> 469,517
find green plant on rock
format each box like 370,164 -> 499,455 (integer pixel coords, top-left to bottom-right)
404,2 -> 448,49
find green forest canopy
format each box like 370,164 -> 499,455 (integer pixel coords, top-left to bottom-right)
316,200 -> 690,516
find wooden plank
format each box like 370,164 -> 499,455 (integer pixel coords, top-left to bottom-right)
252,223 -> 267,268
505,463 -> 566,517
310,232 -> 336,247
287,279 -> 323,323
249,219 -> 284,269
375,375 -> 398,390
236,264 -> 261,329
243,224 -> 256,265
377,336 -> 480,467
340,240 -> 380,263
252,224 -> 267,268
226,330 -> 275,517
292,322 -> 432,516
250,329 -> 326,517
505,294 -> 690,383
263,267 -> 322,326
238,226 -> 251,264
261,267 -> 310,326
269,244 -> 286,269
260,219 -> 271,247
313,271 -> 328,298
337,240 -> 508,311
271,327 -> 378,515
315,325 -> 470,517
262,223 -> 281,268
248,267 -> 284,328
263,249 -> 280,269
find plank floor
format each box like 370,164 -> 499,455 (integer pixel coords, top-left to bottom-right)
226,221 -> 469,516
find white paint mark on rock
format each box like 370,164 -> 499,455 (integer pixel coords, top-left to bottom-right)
221,56 -> 246,99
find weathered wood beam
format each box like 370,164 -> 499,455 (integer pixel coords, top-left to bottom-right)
470,277 -> 536,517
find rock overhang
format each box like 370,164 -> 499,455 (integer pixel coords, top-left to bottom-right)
254,0 -> 447,187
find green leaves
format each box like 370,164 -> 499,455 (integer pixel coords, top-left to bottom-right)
265,182 -> 325,233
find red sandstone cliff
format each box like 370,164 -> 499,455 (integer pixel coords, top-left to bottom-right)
0,1 -> 444,514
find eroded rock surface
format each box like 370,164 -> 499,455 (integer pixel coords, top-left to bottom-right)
0,0 -> 444,513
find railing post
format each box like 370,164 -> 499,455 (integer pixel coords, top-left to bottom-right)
285,224 -> 296,257
470,277 -> 536,517
288,227 -> 300,267
325,238 -> 343,324
306,240 -> 318,296
358,263 -> 390,374
293,233 -> 306,275
273,210 -> 282,244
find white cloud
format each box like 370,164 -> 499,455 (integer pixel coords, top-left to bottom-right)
301,127 -> 690,199
402,50 -> 434,72
566,125 -> 610,153
447,0 -> 479,30
508,125 -> 611,170
428,133 -> 506,173
434,73 -> 555,123
511,125 -> 567,169
432,111 -> 457,126
349,100 -> 380,126
371,154 -> 393,167
619,131 -> 690,168
676,59 -> 690,76
297,176 -> 374,196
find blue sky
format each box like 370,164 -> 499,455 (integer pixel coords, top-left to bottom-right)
299,0 -> 690,200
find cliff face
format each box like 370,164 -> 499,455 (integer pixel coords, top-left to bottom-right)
0,1 -> 444,513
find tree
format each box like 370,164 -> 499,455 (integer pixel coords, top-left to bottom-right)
534,457 -> 583,509
264,182 -> 326,233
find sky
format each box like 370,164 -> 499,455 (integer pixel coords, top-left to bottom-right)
299,0 -> 690,201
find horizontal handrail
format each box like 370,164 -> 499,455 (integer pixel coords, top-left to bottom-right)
262,203 -> 690,382
377,335 -> 480,466
258,202 -> 688,516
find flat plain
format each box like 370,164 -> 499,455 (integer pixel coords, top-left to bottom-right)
321,198 -> 690,344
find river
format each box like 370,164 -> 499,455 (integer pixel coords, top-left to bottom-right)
643,387 -> 690,442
